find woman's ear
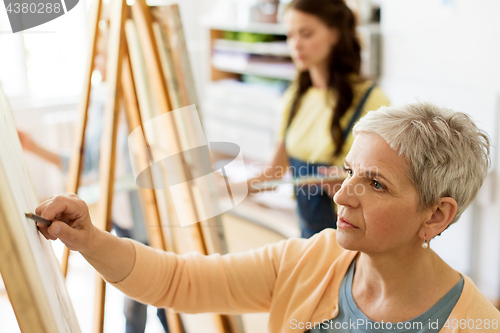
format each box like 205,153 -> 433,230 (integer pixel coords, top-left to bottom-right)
421,197 -> 458,239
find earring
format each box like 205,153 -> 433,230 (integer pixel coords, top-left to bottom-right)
422,235 -> 428,249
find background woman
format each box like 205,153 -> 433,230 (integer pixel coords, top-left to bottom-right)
248,0 -> 389,238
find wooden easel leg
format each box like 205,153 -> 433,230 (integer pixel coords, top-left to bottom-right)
131,0 -> 207,255
121,50 -> 165,250
62,0 -> 103,278
166,308 -> 185,333
131,1 -> 244,332
132,0 -> 207,252
95,0 -> 126,231
61,247 -> 70,278
92,0 -> 128,331
92,275 -> 106,333
121,34 -> 186,333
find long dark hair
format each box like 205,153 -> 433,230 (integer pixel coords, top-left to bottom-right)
286,0 -> 362,157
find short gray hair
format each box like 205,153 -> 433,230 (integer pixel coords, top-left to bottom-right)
353,102 -> 491,226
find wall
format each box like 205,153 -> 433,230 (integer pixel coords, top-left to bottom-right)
379,0 -> 500,301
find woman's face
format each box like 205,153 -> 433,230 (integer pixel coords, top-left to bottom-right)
333,132 -> 432,254
284,9 -> 339,71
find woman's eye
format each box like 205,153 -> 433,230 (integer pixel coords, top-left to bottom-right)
302,33 -> 312,38
344,167 -> 353,177
372,180 -> 384,190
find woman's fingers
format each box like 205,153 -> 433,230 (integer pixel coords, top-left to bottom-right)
36,194 -> 86,222
47,221 -> 89,251
34,194 -> 93,251
36,222 -> 56,240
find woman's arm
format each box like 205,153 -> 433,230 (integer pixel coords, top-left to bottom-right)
247,141 -> 345,197
35,194 -> 135,282
247,140 -> 288,193
18,130 -> 64,169
35,194 -> 284,313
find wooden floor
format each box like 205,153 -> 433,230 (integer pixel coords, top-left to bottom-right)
0,212 -> 289,333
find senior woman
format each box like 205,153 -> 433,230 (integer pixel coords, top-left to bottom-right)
36,102 -> 500,332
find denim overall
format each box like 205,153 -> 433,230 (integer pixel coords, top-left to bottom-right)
288,84 -> 376,238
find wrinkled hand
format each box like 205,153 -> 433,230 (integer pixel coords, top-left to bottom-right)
35,193 -> 96,253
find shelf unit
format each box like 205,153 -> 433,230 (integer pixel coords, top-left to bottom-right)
202,21 -> 293,163
201,20 -> 382,163
213,39 -> 290,57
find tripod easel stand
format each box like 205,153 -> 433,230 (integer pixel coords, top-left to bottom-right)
62,0 -> 244,332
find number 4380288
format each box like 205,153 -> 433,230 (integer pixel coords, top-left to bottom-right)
5,2 -> 62,14
444,319 -> 498,330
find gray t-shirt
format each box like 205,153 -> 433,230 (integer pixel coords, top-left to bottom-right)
307,258 -> 464,333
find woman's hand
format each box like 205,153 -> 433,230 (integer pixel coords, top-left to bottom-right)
35,193 -> 136,283
35,193 -> 96,253
17,130 -> 64,168
17,130 -> 38,152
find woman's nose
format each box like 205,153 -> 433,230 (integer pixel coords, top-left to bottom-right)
288,38 -> 301,52
293,39 -> 303,51
333,177 -> 360,208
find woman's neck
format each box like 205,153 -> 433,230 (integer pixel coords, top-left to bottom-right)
351,249 -> 461,323
308,62 -> 330,90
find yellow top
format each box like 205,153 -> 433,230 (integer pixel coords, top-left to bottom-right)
278,80 -> 390,165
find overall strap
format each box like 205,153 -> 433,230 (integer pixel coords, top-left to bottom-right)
343,83 -> 377,140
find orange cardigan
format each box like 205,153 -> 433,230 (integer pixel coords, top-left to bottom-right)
109,229 -> 500,332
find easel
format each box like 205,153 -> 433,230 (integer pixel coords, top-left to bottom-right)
61,0 -> 243,332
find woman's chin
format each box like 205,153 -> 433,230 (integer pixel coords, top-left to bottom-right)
335,231 -> 360,251
293,61 -> 308,71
